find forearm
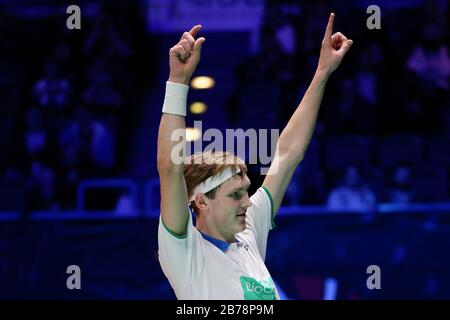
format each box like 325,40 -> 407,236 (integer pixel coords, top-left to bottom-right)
157,81 -> 189,173
157,114 -> 186,172
277,68 -> 330,164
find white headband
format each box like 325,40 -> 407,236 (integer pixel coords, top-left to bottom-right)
189,167 -> 241,202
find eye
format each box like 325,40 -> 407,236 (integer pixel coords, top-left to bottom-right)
231,192 -> 243,200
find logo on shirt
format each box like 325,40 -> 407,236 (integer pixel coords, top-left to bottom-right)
239,241 -> 249,251
240,276 -> 276,300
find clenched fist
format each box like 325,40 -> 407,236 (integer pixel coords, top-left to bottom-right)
169,25 -> 206,85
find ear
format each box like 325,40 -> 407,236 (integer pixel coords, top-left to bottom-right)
193,193 -> 209,211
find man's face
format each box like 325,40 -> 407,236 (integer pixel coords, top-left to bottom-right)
204,174 -> 252,242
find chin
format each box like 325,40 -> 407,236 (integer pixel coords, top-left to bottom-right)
238,222 -> 246,232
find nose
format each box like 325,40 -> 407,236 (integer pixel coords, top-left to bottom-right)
242,194 -> 252,210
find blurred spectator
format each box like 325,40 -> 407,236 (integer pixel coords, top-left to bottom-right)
276,18 -> 297,57
58,107 -> 95,176
82,73 -> 122,109
83,8 -> 131,61
32,60 -> 72,109
115,191 -> 135,216
55,145 -> 81,209
25,160 -> 55,210
90,117 -> 116,172
386,164 -> 414,204
404,20 -> 449,135
354,44 -> 381,107
24,108 -> 48,158
327,166 -> 376,211
406,43 -> 450,91
82,58 -> 123,109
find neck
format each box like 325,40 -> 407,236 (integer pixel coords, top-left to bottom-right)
196,217 -> 236,243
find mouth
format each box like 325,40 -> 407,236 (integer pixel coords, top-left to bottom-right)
236,211 -> 246,218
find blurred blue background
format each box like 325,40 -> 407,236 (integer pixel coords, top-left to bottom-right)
1,0 -> 450,299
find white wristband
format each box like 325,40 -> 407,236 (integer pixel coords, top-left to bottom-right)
162,81 -> 189,117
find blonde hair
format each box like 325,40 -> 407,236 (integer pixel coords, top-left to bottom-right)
184,151 -> 247,214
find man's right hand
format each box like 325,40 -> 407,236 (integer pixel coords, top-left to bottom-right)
169,25 -> 206,85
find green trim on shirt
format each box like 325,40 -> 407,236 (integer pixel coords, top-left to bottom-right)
161,217 -> 188,239
261,185 -> 276,229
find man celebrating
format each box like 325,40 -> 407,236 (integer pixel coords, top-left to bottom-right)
157,13 -> 352,299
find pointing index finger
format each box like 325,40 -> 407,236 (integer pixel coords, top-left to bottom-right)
189,25 -> 202,38
323,13 -> 335,43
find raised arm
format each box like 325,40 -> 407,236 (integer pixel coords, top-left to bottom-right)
263,13 -> 353,215
157,25 -> 205,235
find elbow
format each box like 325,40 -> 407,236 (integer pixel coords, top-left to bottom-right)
276,142 -> 304,164
276,139 -> 291,158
